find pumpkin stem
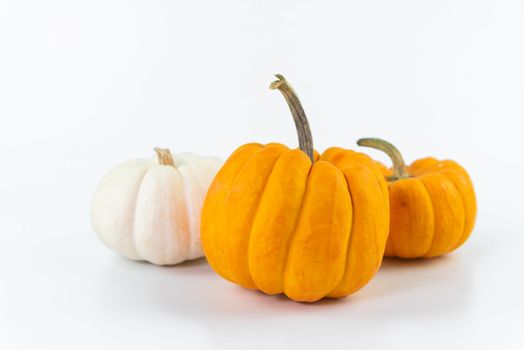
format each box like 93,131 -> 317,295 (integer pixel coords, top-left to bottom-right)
270,74 -> 314,162
154,147 -> 175,167
357,138 -> 410,180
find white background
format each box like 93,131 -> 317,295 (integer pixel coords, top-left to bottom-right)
1,1 -> 523,349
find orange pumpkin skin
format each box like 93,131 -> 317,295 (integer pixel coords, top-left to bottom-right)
201,143 -> 389,302
359,139 -> 477,259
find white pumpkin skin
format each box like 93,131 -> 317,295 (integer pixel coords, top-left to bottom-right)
91,151 -> 223,265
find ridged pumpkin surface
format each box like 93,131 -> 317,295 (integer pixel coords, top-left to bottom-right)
383,157 -> 476,258
358,138 -> 477,259
201,143 -> 389,302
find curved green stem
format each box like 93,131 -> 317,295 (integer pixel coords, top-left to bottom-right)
357,138 -> 410,180
270,74 -> 314,163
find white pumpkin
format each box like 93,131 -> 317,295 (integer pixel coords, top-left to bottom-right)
91,148 -> 223,265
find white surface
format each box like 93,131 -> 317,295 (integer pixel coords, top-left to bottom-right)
91,153 -> 222,265
1,1 -> 523,349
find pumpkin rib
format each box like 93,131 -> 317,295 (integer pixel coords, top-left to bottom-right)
362,160 -> 393,258
441,176 -> 468,252
283,161 -> 352,302
280,173 -> 314,298
321,148 -> 391,262
219,144 -> 289,288
178,163 -> 214,260
214,144 -> 277,284
419,173 -> 466,258
175,166 -> 193,261
329,162 -> 389,296
325,164 -> 356,298
351,154 -> 390,223
129,166 -> 153,260
92,160 -> 152,260
388,178 -> 435,258
134,166 -> 190,264
201,144 -> 263,282
407,157 -> 439,176
319,146 -> 345,161
436,164 -> 476,252
439,161 -> 477,248
162,167 -> 192,263
248,149 -> 312,295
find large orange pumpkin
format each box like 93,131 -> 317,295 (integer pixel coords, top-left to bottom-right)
201,75 -> 390,302
357,138 -> 477,259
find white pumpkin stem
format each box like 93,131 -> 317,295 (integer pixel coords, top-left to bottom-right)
154,147 -> 175,167
270,74 -> 315,163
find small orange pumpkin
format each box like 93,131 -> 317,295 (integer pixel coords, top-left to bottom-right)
357,138 -> 477,259
201,75 -> 390,302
